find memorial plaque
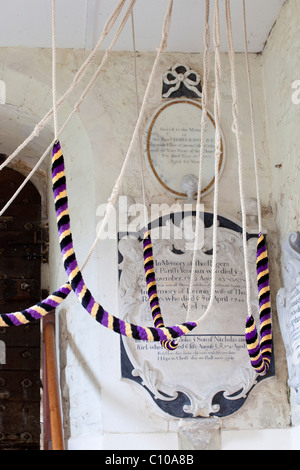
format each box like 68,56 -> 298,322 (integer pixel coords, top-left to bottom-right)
145,99 -> 225,198
277,232 -> 300,402
119,211 -> 274,418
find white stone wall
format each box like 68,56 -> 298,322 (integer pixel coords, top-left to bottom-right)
91,49 -> 293,449
0,0 -> 298,450
223,0 -> 300,449
263,0 -> 300,244
262,0 -> 300,430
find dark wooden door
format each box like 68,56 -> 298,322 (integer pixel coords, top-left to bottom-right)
0,167 -> 42,450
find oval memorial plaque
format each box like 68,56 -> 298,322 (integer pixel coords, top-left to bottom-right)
145,99 -> 225,198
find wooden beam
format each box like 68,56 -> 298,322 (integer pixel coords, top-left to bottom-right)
43,315 -> 64,451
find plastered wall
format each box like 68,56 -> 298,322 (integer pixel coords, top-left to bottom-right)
223,0 -> 300,449
262,0 -> 300,432
263,0 -> 300,245
84,49 -> 290,450
0,0 -> 298,451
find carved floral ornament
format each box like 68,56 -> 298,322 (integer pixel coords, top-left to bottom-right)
162,64 -> 202,99
145,64 -> 225,199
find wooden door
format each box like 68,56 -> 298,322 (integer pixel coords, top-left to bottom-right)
0,167 -> 42,450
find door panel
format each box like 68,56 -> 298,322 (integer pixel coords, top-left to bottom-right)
0,167 -> 41,450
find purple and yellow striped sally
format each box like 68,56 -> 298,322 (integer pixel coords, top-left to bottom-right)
245,232 -> 272,375
0,139 -> 273,376
0,142 -> 196,343
52,140 -> 197,343
143,230 -> 178,350
0,283 -> 71,327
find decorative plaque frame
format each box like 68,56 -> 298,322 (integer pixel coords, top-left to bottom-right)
118,211 -> 274,418
144,99 -> 225,198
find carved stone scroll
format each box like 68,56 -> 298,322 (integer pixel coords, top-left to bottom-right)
277,232 -> 300,404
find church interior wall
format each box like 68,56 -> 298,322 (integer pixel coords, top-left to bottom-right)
0,0 -> 298,451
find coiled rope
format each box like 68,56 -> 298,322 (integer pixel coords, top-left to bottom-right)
240,0 -> 272,374
225,0 -> 272,375
52,139 -> 197,342
0,0 -> 272,376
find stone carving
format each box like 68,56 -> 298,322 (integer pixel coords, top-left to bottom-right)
277,232 -> 300,403
178,417 -> 221,450
181,174 -> 199,201
119,211 -> 273,418
162,64 -> 202,99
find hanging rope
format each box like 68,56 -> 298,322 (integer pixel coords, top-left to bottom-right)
48,0 -> 199,344
51,140 -> 196,341
141,0 -> 213,347
139,0 -> 215,350
242,0 -> 262,234
0,0 -> 138,324
0,284 -> 71,327
142,231 -> 178,350
52,0 -> 59,142
81,0 -> 174,271
225,0 -> 272,375
0,0 -> 133,218
0,0 -> 128,173
0,0 -> 198,343
242,1 -> 272,375
241,0 -> 272,375
0,0 -> 136,222
189,0 -> 223,326
186,0 -> 212,322
0,0 -> 272,374
130,11 -> 177,350
245,233 -> 272,374
130,11 -> 148,227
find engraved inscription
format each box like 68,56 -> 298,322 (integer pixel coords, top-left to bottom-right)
119,213 -> 263,418
145,100 -> 225,197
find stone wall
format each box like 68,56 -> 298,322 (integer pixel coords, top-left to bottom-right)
0,0 -> 298,450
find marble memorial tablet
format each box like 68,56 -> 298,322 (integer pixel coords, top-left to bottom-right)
145,99 -> 225,198
119,211 -> 274,418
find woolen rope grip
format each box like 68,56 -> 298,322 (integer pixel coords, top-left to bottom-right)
245,232 -> 272,375
0,283 -> 71,327
143,230 -> 178,350
52,140 -> 197,342
0,140 -> 272,375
